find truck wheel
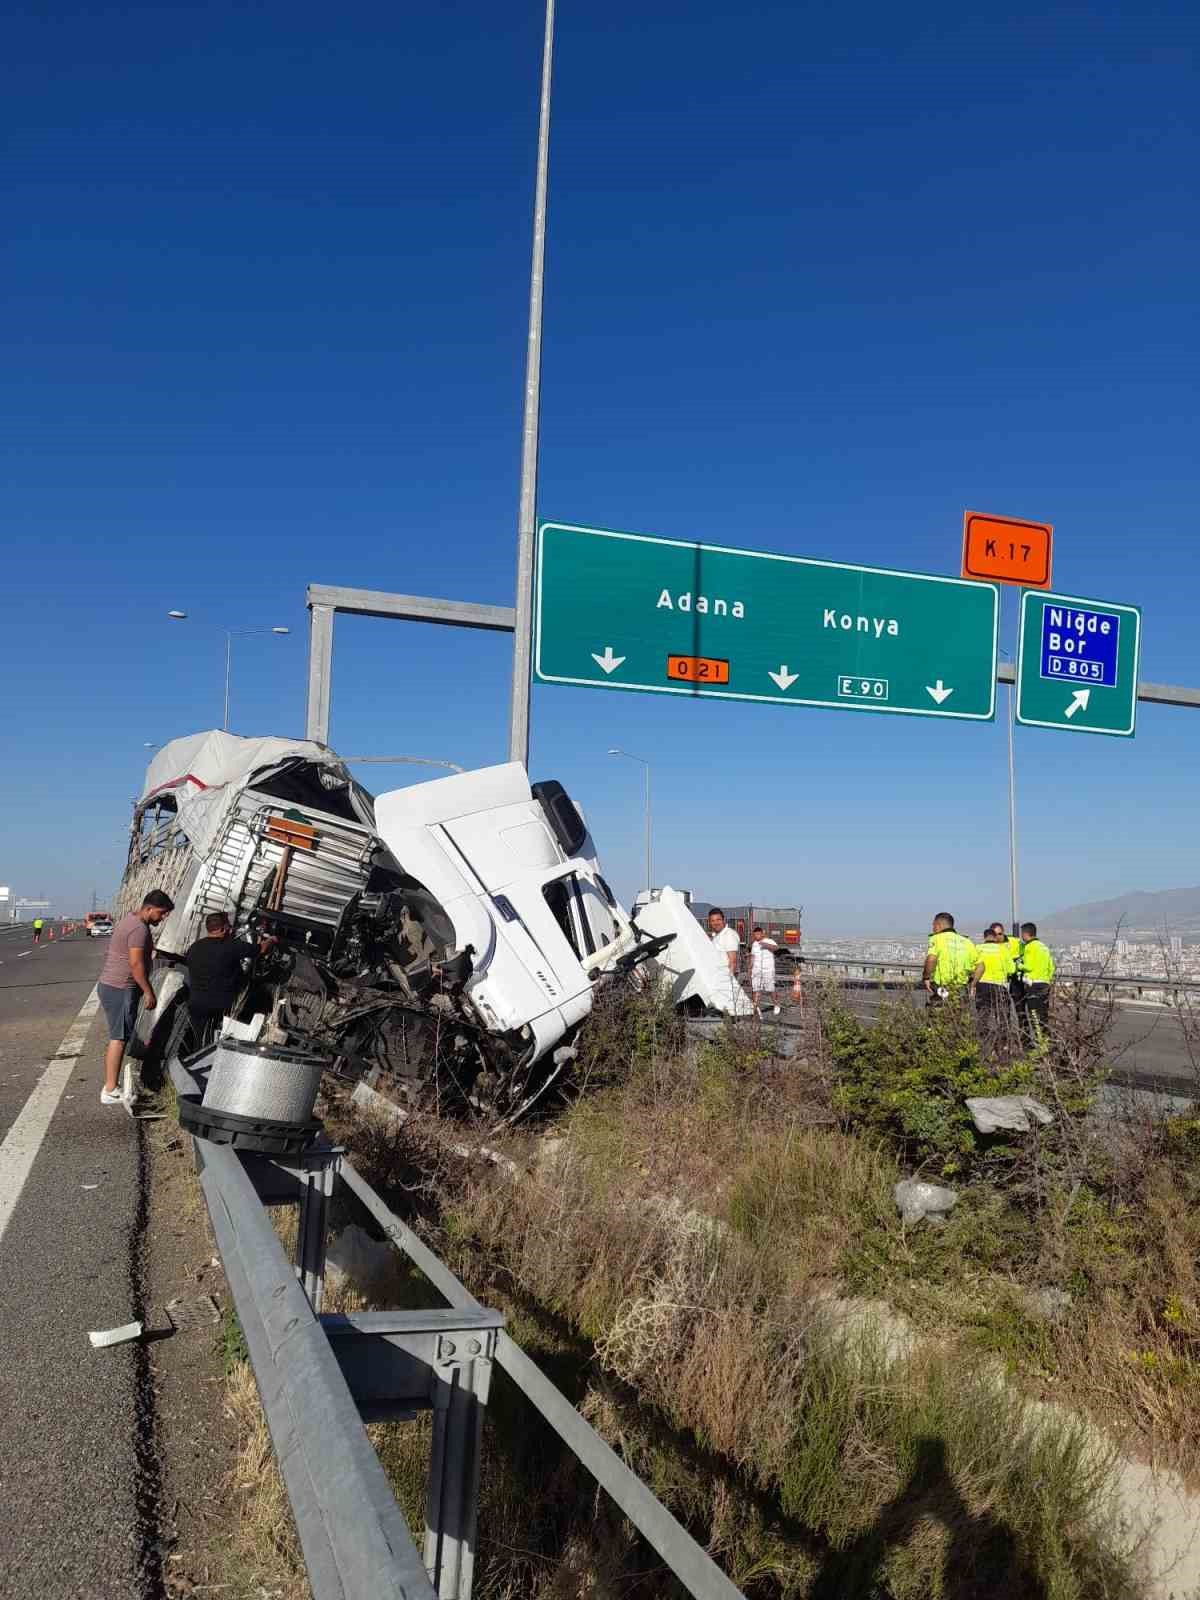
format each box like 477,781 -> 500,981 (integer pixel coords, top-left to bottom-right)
143,1001 -> 192,1092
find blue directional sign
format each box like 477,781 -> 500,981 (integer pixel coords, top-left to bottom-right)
1017,590 -> 1141,736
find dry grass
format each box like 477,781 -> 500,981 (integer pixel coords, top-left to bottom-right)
218,984 -> 1197,1599
424,1031 -> 1143,1599
221,1360 -> 310,1600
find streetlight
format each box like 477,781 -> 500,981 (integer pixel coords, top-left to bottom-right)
508,0 -> 556,764
167,612 -> 290,732
608,749 -> 652,899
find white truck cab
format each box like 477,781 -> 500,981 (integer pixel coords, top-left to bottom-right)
374,763 -> 638,1067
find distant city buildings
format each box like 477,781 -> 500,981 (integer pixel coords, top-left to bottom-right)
801,931 -> 1199,994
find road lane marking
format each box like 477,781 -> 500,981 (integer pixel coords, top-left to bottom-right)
17,951 -> 32,958
0,986 -> 100,1251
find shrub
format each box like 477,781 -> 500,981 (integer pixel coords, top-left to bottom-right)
820,992 -> 1037,1177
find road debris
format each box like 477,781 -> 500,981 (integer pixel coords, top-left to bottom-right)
88,1321 -> 143,1348
165,1295 -> 221,1330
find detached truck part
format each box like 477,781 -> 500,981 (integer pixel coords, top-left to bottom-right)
119,732 -> 691,1123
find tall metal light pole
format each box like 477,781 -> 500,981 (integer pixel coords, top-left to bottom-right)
508,0 -> 556,766
167,612 -> 290,731
608,748 -> 652,897
999,647 -> 1019,936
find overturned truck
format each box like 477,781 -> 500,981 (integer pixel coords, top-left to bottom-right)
119,733 -> 746,1123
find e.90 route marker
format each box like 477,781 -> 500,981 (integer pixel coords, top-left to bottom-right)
535,522 -> 998,722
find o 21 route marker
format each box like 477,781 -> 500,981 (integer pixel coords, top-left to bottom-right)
534,521 -> 999,721
1016,590 -> 1141,737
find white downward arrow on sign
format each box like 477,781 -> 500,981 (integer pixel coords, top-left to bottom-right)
769,665 -> 799,691
591,647 -> 626,675
926,680 -> 954,705
1065,688 -> 1091,718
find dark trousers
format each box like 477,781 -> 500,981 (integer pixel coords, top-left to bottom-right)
1019,983 -> 1051,1044
975,981 -> 1016,1049
187,1006 -> 222,1049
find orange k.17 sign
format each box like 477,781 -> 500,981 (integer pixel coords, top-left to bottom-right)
961,511 -> 1053,589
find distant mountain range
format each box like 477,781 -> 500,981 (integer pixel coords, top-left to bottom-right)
1043,886 -> 1200,935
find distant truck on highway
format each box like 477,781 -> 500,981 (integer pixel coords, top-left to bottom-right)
116,732 -> 744,1123
636,891 -> 803,972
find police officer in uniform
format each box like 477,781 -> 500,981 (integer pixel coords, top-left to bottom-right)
973,927 -> 1016,1048
922,913 -> 977,1006
990,921 -> 1024,1005
1018,921 -> 1056,1043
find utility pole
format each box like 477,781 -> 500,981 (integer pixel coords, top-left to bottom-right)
508,0 -> 556,766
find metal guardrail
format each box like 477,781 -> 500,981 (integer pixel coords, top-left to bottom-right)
795,954 -> 1200,997
170,1052 -> 744,1600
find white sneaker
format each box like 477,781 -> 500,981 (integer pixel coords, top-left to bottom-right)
100,1087 -> 126,1106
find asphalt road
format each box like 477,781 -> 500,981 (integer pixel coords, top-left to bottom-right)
0,929 -> 161,1598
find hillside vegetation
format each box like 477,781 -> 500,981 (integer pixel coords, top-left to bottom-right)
330,980 -> 1200,1598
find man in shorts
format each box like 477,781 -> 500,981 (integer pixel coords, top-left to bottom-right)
95,890 -> 174,1105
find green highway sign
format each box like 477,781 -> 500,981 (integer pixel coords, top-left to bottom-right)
1016,589 -> 1141,737
534,522 -> 998,721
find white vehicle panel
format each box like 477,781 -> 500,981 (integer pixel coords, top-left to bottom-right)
635,886 -> 753,1017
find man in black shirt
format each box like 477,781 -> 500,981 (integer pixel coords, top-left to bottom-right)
184,912 -> 262,1044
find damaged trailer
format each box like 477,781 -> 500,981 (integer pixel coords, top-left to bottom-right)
119,733 -> 745,1124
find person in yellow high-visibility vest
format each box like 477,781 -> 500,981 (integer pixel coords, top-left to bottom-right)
990,921 -> 1024,1005
1018,921 -> 1056,1043
922,913 -> 977,1007
973,927 -> 1017,1046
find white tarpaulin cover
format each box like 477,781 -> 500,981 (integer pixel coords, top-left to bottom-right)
138,731 -> 360,857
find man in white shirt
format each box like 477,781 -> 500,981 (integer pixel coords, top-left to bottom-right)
707,908 -> 742,1007
749,926 -> 781,1016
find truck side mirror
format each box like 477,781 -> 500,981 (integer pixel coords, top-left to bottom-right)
531,780 -> 588,857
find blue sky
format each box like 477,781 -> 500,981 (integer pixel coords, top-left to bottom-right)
2,0 -> 1197,933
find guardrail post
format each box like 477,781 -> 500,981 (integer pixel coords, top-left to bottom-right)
424,1328 -> 496,1600
295,1148 -> 340,1312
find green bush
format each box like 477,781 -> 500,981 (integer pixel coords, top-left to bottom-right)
821,993 -> 1038,1178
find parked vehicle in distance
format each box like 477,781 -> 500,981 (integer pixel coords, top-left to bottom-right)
86,914 -> 113,937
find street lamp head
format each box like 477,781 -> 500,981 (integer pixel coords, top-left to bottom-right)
167,610 -> 187,620
271,627 -> 290,635
607,748 -> 622,756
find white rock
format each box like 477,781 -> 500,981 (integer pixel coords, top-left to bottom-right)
894,1178 -> 957,1224
965,1095 -> 1054,1134
326,1224 -> 398,1295
1024,1286 -> 1073,1322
